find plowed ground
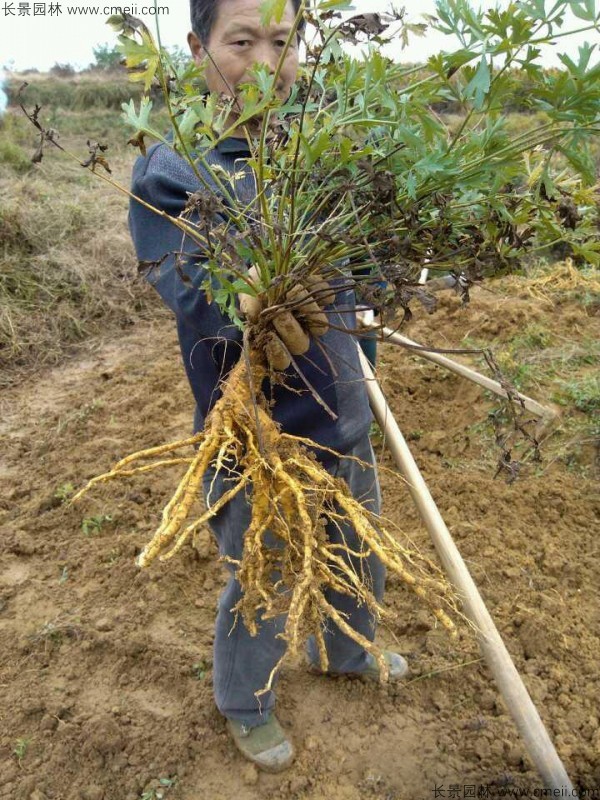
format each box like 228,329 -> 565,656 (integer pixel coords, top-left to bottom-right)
1,285 -> 598,800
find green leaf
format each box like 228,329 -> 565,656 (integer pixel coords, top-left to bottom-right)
339,137 -> 352,163
370,51 -> 387,83
465,56 -> 491,110
308,129 -> 331,165
176,108 -> 202,141
260,0 -> 288,26
571,242 -> 600,266
117,28 -> 161,92
106,14 -> 125,31
121,97 -> 168,144
442,48 -> 480,77
567,0 -> 597,21
396,125 -> 426,151
521,0 -> 550,22
541,168 -> 557,201
557,143 -> 596,185
252,64 -> 277,97
319,0 -> 354,9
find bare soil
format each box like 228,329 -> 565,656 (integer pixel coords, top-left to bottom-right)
1,286 -> 598,800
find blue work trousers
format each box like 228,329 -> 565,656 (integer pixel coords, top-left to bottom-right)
201,435 -> 385,727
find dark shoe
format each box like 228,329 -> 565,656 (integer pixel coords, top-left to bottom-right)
226,714 -> 295,773
308,649 -> 409,683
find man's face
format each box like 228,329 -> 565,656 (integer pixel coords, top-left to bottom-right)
188,0 -> 300,108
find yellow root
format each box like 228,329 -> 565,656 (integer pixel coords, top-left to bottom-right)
114,435 -> 203,470
317,593 -> 389,683
74,349 -> 461,691
70,457 -> 194,504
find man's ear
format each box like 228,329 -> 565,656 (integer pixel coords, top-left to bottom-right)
188,31 -> 205,67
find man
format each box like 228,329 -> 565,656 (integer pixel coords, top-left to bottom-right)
129,0 -> 408,773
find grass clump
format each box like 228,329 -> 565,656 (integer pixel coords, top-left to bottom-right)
0,131 -> 163,386
510,323 -> 553,351
493,323 -> 558,390
0,139 -> 32,174
81,514 -> 113,536
54,482 -> 75,503
13,737 -> 30,765
27,613 -> 83,649
140,777 -> 177,800
0,114 -> 34,173
555,375 -> 600,414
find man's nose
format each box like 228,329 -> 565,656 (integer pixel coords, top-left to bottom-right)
253,41 -> 279,74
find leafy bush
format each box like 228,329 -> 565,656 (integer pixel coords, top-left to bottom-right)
91,43 -> 124,71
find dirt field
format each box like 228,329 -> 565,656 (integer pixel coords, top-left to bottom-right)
1,285 -> 598,800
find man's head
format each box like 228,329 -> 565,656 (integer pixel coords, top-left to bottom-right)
188,0 -> 302,103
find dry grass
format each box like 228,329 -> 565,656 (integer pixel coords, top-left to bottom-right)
0,109 -> 164,387
503,258 -> 600,309
5,72 -> 147,111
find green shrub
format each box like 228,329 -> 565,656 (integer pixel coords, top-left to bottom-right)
91,44 -> 123,71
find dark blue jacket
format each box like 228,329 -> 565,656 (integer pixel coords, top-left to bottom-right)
128,137 -> 372,460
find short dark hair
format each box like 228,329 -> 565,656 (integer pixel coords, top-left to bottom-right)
190,0 -> 305,44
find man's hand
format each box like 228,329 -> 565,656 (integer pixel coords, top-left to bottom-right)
238,265 -> 263,323
239,266 -> 334,370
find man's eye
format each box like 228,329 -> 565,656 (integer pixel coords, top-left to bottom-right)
233,40 -> 250,47
275,40 -> 286,47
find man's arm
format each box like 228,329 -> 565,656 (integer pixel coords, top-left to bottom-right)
128,146 -> 233,337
